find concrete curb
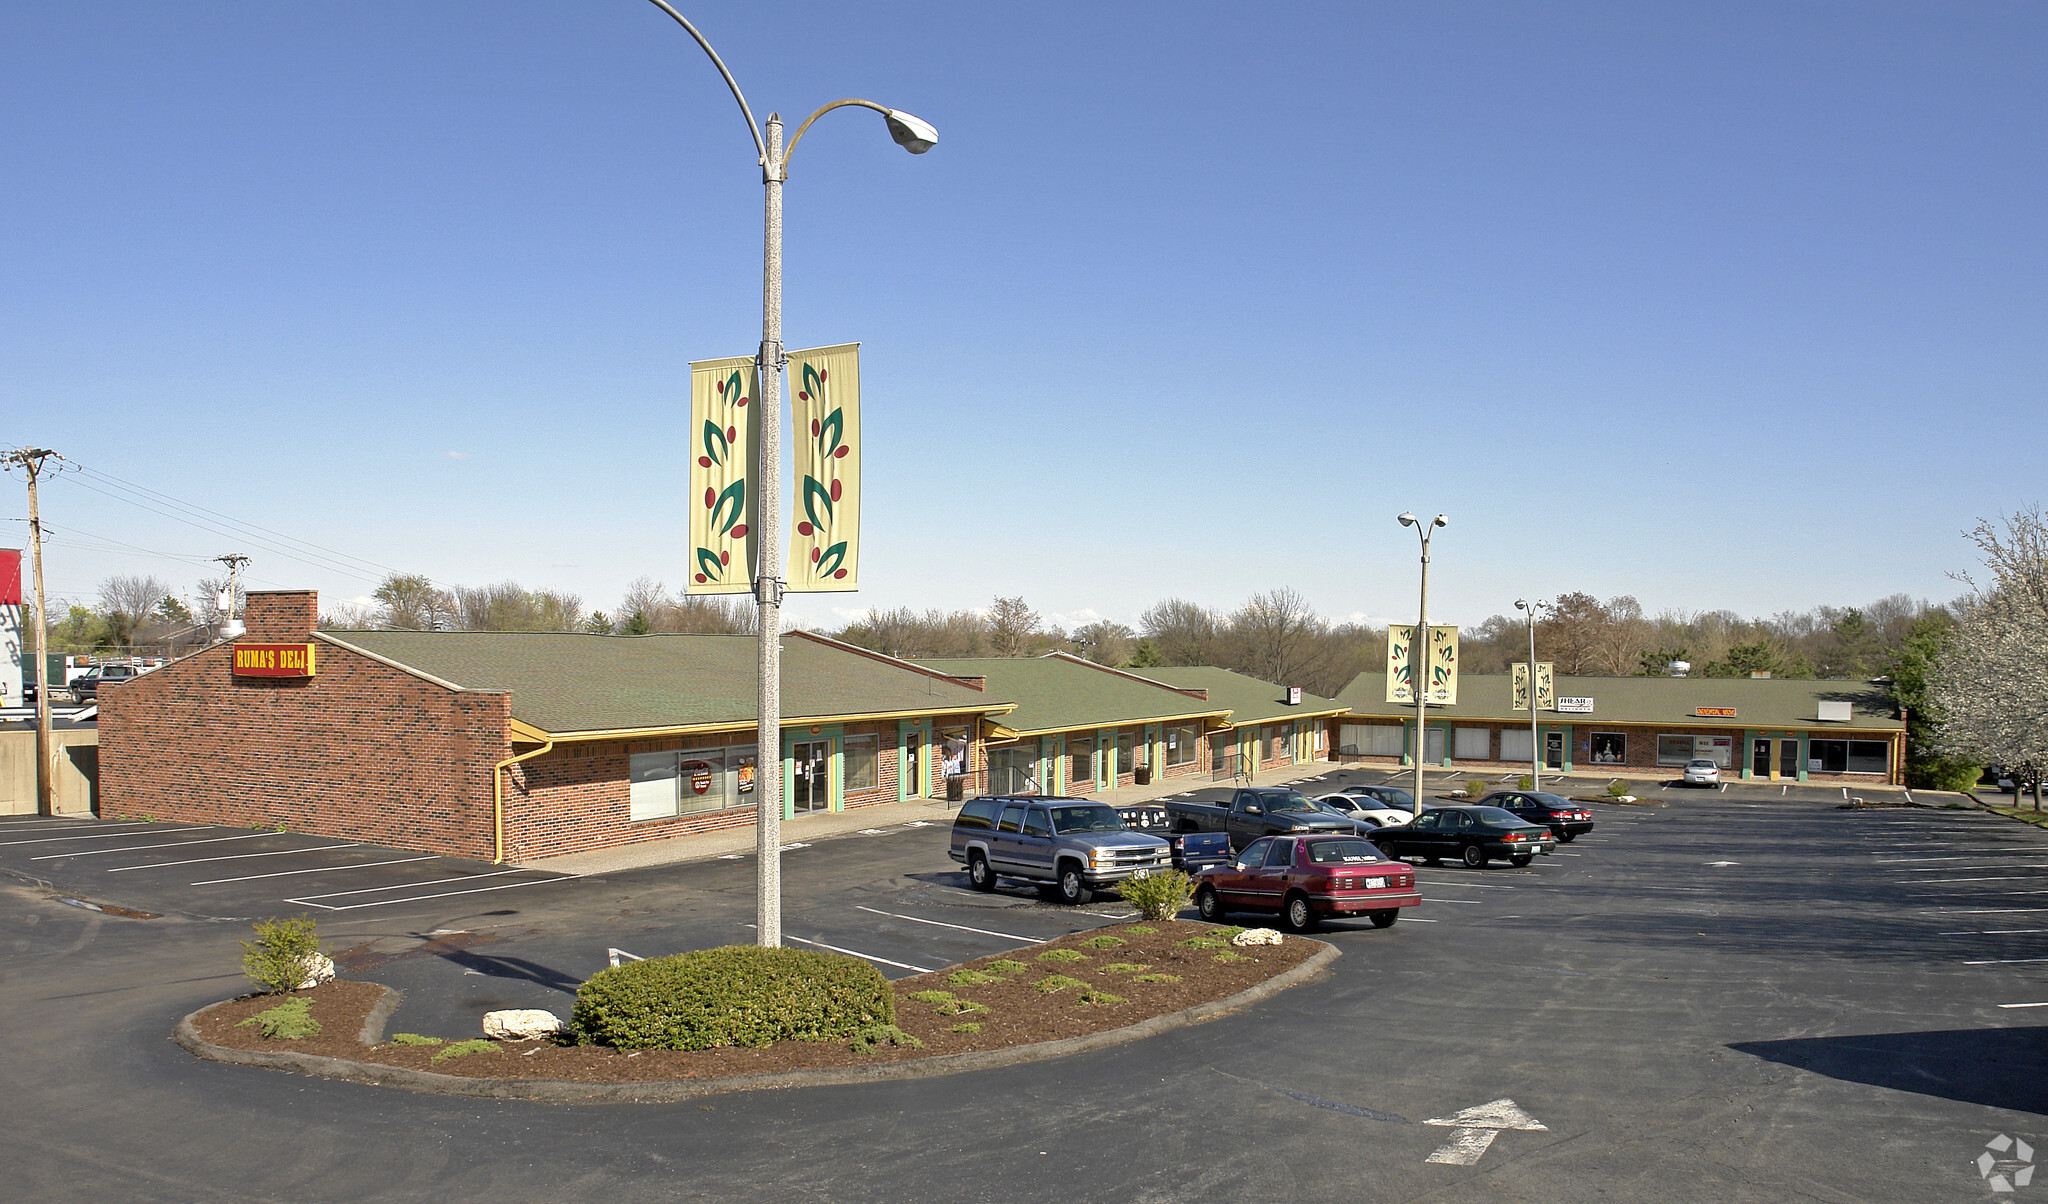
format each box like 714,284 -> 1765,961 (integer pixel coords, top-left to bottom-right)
173,943 -> 1341,1104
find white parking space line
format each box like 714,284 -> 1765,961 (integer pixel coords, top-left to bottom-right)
285,873 -> 580,912
747,926 -> 933,973
1412,881 -> 1515,889
288,868 -> 531,901
1906,864 -> 2048,873
1929,908 -> 2048,915
191,856 -> 438,885
108,842 -> 361,872
1427,899 -> 1484,905
852,905 -> 1045,944
0,820 -> 148,833
1903,876 -> 2048,884
1964,958 -> 2048,965
1877,855 -> 1986,863
1998,1002 -> 2048,1009
30,831 -> 277,861
1942,928 -> 2048,935
0,825 -> 212,847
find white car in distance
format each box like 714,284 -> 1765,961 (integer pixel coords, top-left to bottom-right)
1682,758 -> 1722,787
1315,791 -> 1421,830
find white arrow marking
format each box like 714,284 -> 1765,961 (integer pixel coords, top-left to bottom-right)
1422,1098 -> 1548,1165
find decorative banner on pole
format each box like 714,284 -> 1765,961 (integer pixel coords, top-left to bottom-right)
687,355 -> 760,595
1388,625 -> 1460,704
1512,662 -> 1556,711
785,343 -> 862,592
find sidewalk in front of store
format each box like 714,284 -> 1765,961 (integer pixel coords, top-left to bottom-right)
517,760 -> 1346,878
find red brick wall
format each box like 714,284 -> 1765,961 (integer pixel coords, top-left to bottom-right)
99,634 -> 512,860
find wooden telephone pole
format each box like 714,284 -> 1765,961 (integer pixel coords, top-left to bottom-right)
4,448 -> 61,816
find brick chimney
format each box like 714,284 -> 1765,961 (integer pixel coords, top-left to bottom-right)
244,591 -> 318,641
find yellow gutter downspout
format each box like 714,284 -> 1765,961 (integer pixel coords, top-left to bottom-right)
493,740 -> 555,865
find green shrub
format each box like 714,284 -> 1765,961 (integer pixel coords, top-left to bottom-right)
240,914 -> 326,995
1100,963 -> 1152,974
948,968 -> 1002,987
236,997 -> 320,1040
1517,775 -> 1534,790
1212,926 -> 1245,940
1037,948 -> 1087,963
1079,934 -> 1127,949
429,1039 -> 498,1064
907,990 -> 986,1016
987,959 -> 1028,974
848,1024 -> 923,1055
1035,974 -> 1089,994
1131,973 -> 1181,983
389,1033 -> 443,1047
1116,870 -> 1194,921
570,944 -> 894,1051
1077,990 -> 1125,1006
1606,779 -> 1631,797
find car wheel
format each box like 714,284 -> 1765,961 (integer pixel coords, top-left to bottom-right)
1281,892 -> 1318,933
1054,864 -> 1089,906
1461,843 -> 1488,868
1559,832 -> 1576,843
967,851 -> 996,892
1369,910 -> 1398,929
1509,854 -> 1533,867
1194,885 -> 1224,923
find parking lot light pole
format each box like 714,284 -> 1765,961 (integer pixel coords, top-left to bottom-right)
1514,597 -> 1549,792
1397,512 -> 1446,817
641,1 -> 935,948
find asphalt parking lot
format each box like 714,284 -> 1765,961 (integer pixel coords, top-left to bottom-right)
4,780 -> 2043,1202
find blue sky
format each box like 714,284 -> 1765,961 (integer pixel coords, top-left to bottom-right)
4,2 -> 2043,634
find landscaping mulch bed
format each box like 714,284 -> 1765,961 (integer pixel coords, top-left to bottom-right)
189,920 -> 1321,1084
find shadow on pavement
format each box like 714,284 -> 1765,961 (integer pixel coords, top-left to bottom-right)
1730,1026 -> 2048,1115
437,947 -> 584,995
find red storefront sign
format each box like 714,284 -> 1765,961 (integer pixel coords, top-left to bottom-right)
232,643 -> 317,677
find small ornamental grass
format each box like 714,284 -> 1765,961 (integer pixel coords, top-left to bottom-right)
1037,948 -> 1088,963
240,914 -> 326,995
570,945 -> 894,1051
1131,973 -> 1181,983
388,1033 -> 443,1047
1116,869 -> 1194,921
1126,925 -> 1159,935
235,997 -> 319,1040
948,968 -> 1003,987
1035,974 -> 1089,994
1077,990 -> 1125,1006
1078,934 -> 1127,950
848,1024 -> 924,1055
1178,937 -> 1226,950
1213,950 -> 1248,963
907,990 -> 986,1016
986,959 -> 1028,974
948,1022 -> 982,1034
429,1039 -> 498,1064
1099,963 -> 1152,975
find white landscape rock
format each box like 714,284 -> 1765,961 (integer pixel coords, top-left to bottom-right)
1232,928 -> 1283,947
294,953 -> 336,990
483,1009 -> 566,1041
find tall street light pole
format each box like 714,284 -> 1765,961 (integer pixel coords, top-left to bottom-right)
1397,512 -> 1446,817
4,447 -> 61,817
1514,597 -> 1549,792
641,2 -> 936,949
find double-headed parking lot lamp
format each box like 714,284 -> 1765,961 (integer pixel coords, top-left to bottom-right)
1514,597 -> 1550,792
642,0 -> 936,949
1397,512 -> 1446,817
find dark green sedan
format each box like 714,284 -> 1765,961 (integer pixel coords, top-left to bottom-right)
1363,805 -> 1555,867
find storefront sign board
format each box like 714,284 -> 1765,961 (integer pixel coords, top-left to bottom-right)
233,643 -> 317,677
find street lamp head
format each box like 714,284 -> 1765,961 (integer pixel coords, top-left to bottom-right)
1397,512 -> 1418,527
1515,598 -> 1529,612
884,109 -> 938,153
1432,514 -> 1448,528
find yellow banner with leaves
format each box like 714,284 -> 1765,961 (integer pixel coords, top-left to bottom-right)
1388,624 -> 1459,704
1512,662 -> 1555,711
686,354 -> 759,595
784,343 -> 862,592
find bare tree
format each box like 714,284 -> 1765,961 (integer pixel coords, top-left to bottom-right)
1073,620 -> 1134,666
97,574 -> 171,649
374,573 -> 454,630
987,596 -> 1041,657
1230,587 -> 1323,685
1140,598 -> 1224,666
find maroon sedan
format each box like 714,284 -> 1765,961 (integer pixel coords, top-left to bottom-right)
1192,833 -> 1421,933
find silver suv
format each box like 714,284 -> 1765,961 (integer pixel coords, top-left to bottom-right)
949,796 -> 1170,905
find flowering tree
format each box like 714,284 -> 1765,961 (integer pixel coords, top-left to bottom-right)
1931,509 -> 2048,807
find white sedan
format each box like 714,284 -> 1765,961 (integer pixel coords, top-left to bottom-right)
1315,792 -> 1421,830
1681,759 -> 1722,786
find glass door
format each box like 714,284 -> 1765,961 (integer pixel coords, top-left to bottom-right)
1752,739 -> 1772,778
1544,731 -> 1564,770
904,732 -> 923,798
790,740 -> 832,812
1778,738 -> 1800,779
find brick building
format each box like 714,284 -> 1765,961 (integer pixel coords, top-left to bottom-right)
1138,666 -> 1347,779
99,591 -> 1012,861
1330,671 -> 1906,785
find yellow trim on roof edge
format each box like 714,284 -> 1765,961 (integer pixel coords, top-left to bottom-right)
517,703 -> 1016,744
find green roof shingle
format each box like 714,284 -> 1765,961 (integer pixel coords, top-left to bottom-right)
1137,666 -> 1347,727
319,630 -> 1008,735
913,654 -> 1226,736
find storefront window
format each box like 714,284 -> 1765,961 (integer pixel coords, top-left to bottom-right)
1656,735 -> 1694,766
939,727 -> 969,780
1211,734 -> 1233,774
844,735 -> 879,791
1810,739 -> 1888,774
1589,733 -> 1626,764
1117,733 -> 1135,776
631,745 -> 756,820
629,752 -> 680,821
989,746 -> 1039,794
1453,727 -> 1490,760
1069,739 -> 1093,786
1500,729 -> 1534,762
1166,725 -> 1197,767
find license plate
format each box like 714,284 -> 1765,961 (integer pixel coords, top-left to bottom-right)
1365,877 -> 1386,889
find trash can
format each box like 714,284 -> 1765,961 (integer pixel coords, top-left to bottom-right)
946,775 -> 965,802
1134,766 -> 1152,786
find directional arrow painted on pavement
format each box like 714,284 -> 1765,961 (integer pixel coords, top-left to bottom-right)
1422,1098 -> 1548,1165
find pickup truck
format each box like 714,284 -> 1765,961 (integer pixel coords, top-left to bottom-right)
950,796 -> 1172,905
67,664 -> 146,703
1164,787 -> 1357,852
1114,805 -> 1232,875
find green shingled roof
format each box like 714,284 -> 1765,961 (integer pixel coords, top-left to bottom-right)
1137,666 -> 1347,727
319,630 -> 1008,736
1334,672 -> 1902,731
914,654 -> 1227,736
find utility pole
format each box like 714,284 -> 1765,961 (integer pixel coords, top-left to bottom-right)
213,554 -> 249,639
4,448 -> 62,816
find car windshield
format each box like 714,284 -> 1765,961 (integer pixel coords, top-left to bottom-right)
1528,793 -> 1573,807
1306,840 -> 1388,864
1469,807 -> 1525,825
1688,760 -> 1715,769
1260,792 -> 1321,814
1049,804 -> 1127,834
1369,787 -> 1415,806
